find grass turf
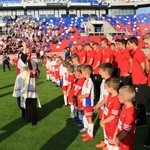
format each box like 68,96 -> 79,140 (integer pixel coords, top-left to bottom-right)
0,64 -> 149,150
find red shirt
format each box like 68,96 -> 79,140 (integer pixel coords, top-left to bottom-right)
86,50 -> 95,65
104,95 -> 120,140
117,105 -> 136,148
132,48 -> 147,84
92,49 -> 102,74
101,47 -> 113,64
117,49 -> 132,76
74,78 -> 85,108
78,49 -> 86,64
112,50 -> 119,69
68,74 -> 75,87
72,49 -> 78,55
148,60 -> 150,86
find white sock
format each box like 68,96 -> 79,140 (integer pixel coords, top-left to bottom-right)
103,128 -> 108,144
56,80 -> 60,85
70,105 -> 74,116
49,75 -> 52,80
87,123 -> 94,137
83,115 -> 88,129
46,74 -> 49,80
64,95 -> 67,105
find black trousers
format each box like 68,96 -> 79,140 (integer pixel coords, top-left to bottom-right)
120,76 -> 132,87
113,68 -> 120,78
133,84 -> 147,125
25,98 -> 38,124
17,97 -> 26,119
3,61 -> 10,72
91,74 -> 102,101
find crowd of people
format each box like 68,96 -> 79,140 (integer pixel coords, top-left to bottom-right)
0,16 -> 64,55
43,33 -> 150,149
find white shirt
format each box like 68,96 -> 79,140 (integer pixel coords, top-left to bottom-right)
51,60 -> 57,72
82,78 -> 94,107
61,66 -> 68,86
99,79 -> 109,109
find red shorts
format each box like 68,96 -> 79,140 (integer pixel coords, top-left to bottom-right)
99,109 -> 103,120
119,142 -> 134,150
68,92 -> 74,104
62,86 -> 68,91
49,71 -> 52,75
83,107 -> 93,117
46,69 -> 49,74
105,125 -> 117,145
77,98 -> 82,108
51,71 -> 54,76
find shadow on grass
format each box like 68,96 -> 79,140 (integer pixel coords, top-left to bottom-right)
40,118 -> 79,150
0,84 -> 14,90
37,81 -> 44,86
0,118 -> 26,143
0,91 -> 12,98
0,95 -> 63,143
38,95 -> 63,121
93,114 -> 100,137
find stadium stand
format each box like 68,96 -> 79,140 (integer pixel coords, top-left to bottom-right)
0,12 -> 150,55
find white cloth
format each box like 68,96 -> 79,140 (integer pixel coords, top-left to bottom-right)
61,66 -> 68,86
82,78 -> 94,107
13,59 -> 30,102
99,79 -> 109,109
13,59 -> 41,108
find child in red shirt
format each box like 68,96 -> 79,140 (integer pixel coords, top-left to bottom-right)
114,85 -> 136,150
54,58 -> 62,86
100,78 -> 121,150
67,65 -> 75,118
73,65 -> 85,126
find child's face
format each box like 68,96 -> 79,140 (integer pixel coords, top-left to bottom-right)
82,70 -> 86,78
72,58 -> 76,65
75,71 -> 82,78
99,69 -> 109,79
118,92 -> 124,104
69,60 -> 73,65
104,83 -> 112,94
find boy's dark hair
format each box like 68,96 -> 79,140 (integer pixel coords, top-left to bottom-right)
93,42 -> 99,46
127,36 -> 138,46
111,43 -> 115,46
101,38 -> 109,45
120,39 -> 127,46
67,65 -> 74,73
82,65 -> 93,75
115,39 -> 121,43
100,63 -> 114,76
76,65 -> 83,73
142,33 -> 150,40
62,61 -> 69,67
66,56 -> 72,62
71,54 -> 80,62
105,78 -> 120,91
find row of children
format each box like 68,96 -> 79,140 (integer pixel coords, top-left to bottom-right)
43,33 -> 150,149
44,56 -> 136,150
